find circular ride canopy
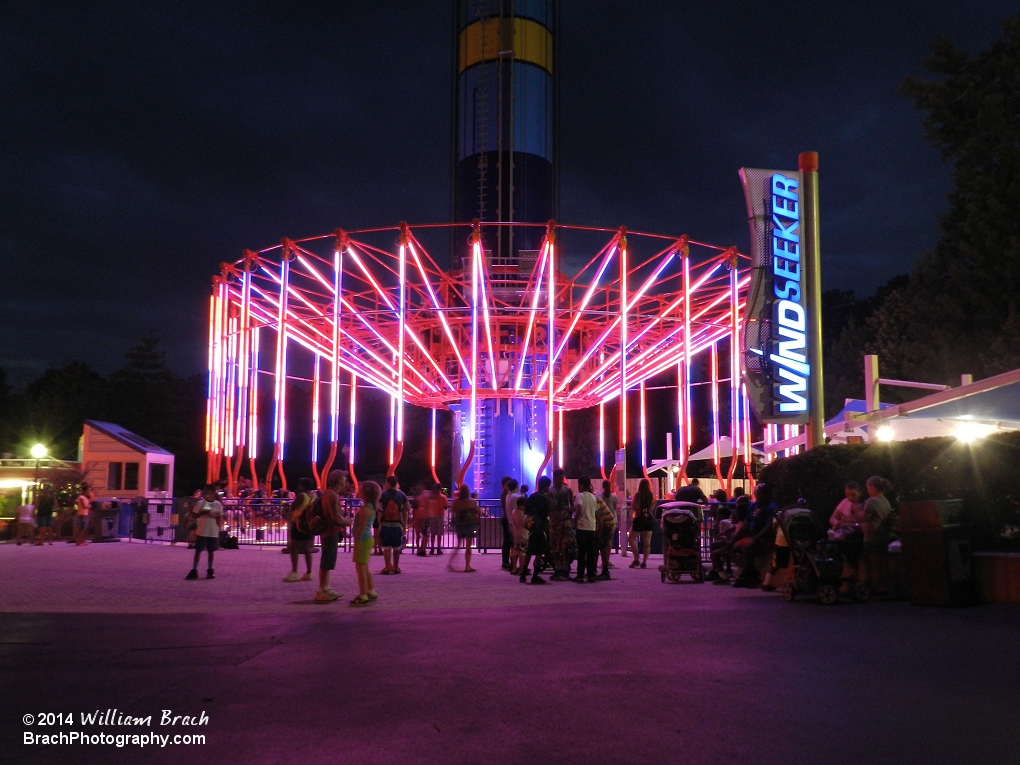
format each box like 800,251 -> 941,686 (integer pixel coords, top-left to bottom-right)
206,221 -> 751,491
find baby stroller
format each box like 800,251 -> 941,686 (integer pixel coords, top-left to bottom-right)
658,503 -> 704,583
779,507 -> 868,605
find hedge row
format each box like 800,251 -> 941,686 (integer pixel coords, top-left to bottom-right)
757,431 -> 1020,550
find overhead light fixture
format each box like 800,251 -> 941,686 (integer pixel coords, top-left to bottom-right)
30,444 -> 47,459
875,426 -> 895,442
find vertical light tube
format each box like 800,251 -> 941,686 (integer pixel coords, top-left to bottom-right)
598,401 -> 606,477
311,353 -> 321,463
224,312 -> 237,458
249,327 -> 260,460
273,257 -> 290,459
676,362 -> 686,464
639,379 -> 647,472
742,383 -> 752,465
215,282 -> 229,459
329,245 -> 343,443
547,239 -> 556,464
470,232 -> 479,453
711,343 -> 720,466
397,239 -> 406,444
557,409 -> 564,468
618,274 -> 627,446
236,266 -> 251,452
388,395 -> 395,467
430,407 -> 437,475
349,372 -> 358,470
682,251 -> 692,458
729,260 -> 741,461
205,294 -> 216,455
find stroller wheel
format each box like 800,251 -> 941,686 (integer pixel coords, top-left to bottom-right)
817,584 -> 839,605
851,582 -> 870,603
782,582 -> 797,602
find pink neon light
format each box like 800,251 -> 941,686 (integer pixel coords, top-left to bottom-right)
514,240 -> 549,390
711,343 -> 720,465
397,243 -> 406,443
311,354 -> 321,462
548,241 -> 556,442
330,247 -> 342,442
620,240 -> 628,447
273,258 -> 289,459
407,240 -> 470,382
249,327 -> 260,460
349,372 -> 357,467
639,379 -> 647,469
474,240 -> 499,390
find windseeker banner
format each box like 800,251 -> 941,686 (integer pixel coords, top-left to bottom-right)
739,168 -> 810,425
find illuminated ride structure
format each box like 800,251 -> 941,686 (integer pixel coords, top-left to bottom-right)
205,221 -> 762,499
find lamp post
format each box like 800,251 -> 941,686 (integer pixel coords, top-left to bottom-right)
30,444 -> 47,501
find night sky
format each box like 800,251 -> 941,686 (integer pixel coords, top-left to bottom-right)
3,1 -> 1015,386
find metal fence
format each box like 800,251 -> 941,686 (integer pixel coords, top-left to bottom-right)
153,496 -> 724,563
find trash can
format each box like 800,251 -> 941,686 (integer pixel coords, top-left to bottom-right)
92,502 -> 120,542
116,501 -> 138,538
898,499 -> 976,607
133,499 -> 149,540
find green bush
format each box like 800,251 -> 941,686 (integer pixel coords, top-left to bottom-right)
757,431 -> 1020,550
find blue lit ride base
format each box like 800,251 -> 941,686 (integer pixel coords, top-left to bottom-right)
204,222 -> 752,497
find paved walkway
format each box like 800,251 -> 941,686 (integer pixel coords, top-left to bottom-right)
2,541 -> 1020,765
0,539 -> 750,614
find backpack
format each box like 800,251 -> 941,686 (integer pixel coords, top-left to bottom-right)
295,494 -> 325,536
381,491 -> 403,523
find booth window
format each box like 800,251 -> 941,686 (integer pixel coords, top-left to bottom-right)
124,462 -> 139,491
149,463 -> 168,492
108,462 -> 123,491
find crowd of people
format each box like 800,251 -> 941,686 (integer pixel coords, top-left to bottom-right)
9,483 -> 96,547
11,467 -> 897,605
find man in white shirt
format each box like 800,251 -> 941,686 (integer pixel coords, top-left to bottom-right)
572,476 -> 599,583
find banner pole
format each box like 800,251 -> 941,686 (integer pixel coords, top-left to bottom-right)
799,151 -> 825,449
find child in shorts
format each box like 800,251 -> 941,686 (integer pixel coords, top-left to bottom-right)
351,481 -> 380,606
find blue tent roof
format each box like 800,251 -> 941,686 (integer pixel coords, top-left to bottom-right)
826,399 -> 893,427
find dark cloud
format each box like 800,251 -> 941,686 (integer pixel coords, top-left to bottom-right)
1,0 -> 1014,384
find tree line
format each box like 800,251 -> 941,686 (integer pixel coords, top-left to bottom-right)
0,336 -> 207,494
822,15 -> 1020,413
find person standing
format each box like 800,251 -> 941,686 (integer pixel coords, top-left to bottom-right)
572,476 -> 599,583
34,488 -> 55,545
449,485 -> 481,573
595,481 -> 618,579
378,476 -> 410,575
284,478 -> 316,582
628,479 -> 656,568
498,476 -> 514,570
415,486 -> 434,557
15,501 -> 35,545
430,484 -> 447,555
74,483 -> 94,546
675,478 -> 708,504
520,476 -> 552,584
186,484 -> 222,580
350,480 -> 381,606
862,476 -> 895,597
510,494 -> 530,576
315,470 -> 353,601
549,468 -> 576,581
504,479 -> 521,572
